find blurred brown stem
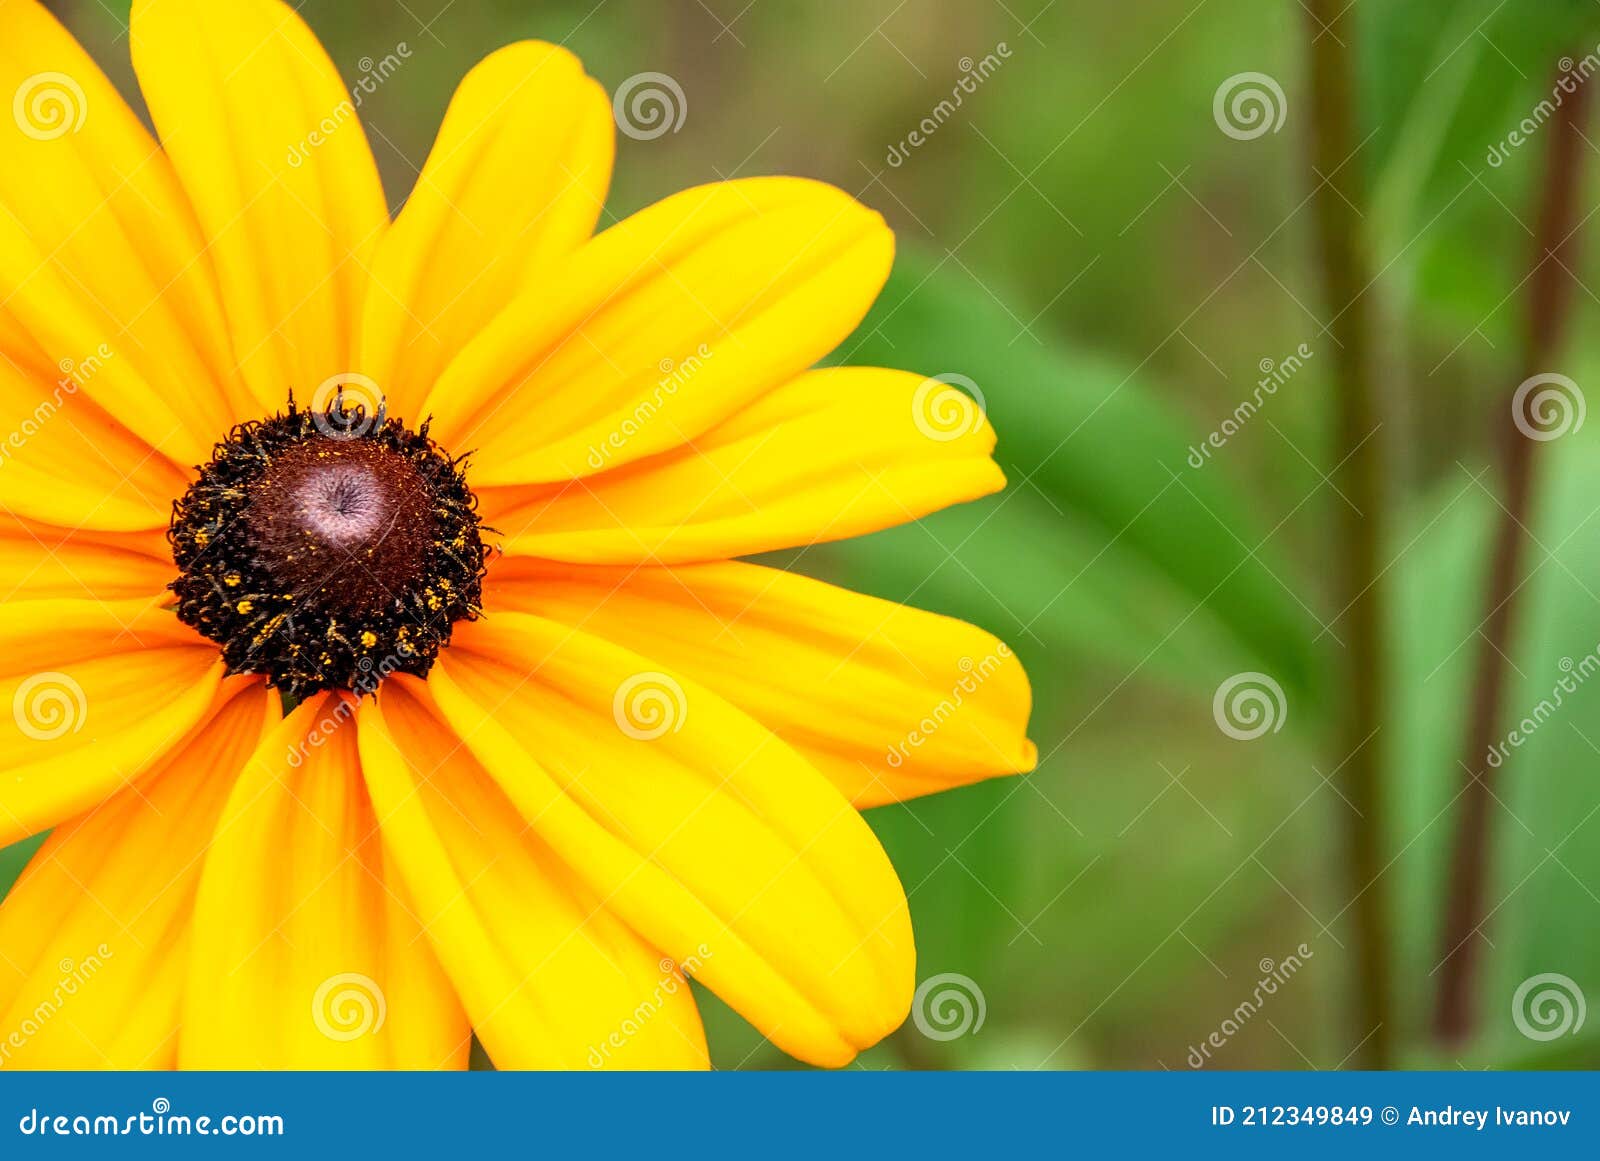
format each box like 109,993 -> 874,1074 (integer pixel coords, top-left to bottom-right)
1433,63 -> 1590,1047
1304,0 -> 1393,1068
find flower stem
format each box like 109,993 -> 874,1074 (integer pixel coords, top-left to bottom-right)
1433,62 -> 1590,1047
1303,0 -> 1393,1069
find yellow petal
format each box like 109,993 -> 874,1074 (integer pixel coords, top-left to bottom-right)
425,178 -> 893,485
430,613 -> 914,1067
131,0 -> 388,413
357,679 -> 708,1069
0,598 -> 224,845
362,42 -> 612,424
0,0 -> 251,463
0,679 -> 274,1068
0,358 -> 190,531
481,367 -> 1003,563
0,513 -> 172,602
180,693 -> 468,1068
487,559 -> 1035,807
0,304 -> 54,381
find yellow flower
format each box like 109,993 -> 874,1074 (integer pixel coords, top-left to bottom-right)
0,0 -> 1034,1068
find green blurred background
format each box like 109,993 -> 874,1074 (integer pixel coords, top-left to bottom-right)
13,0 -> 1600,1069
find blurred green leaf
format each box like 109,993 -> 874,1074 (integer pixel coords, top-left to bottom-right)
800,488 -> 1254,702
835,247 -> 1324,702
1388,403 -> 1600,1062
1478,431 -> 1600,1066
1386,471 -> 1493,1040
1367,0 -> 1600,362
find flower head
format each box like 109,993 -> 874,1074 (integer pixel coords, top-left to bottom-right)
0,0 -> 1034,1068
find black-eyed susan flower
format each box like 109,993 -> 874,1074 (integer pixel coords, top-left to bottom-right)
0,0 -> 1034,1068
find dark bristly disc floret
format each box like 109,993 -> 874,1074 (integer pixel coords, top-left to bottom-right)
168,397 -> 487,700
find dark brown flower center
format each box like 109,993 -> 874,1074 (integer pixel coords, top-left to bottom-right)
167,398 -> 487,701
